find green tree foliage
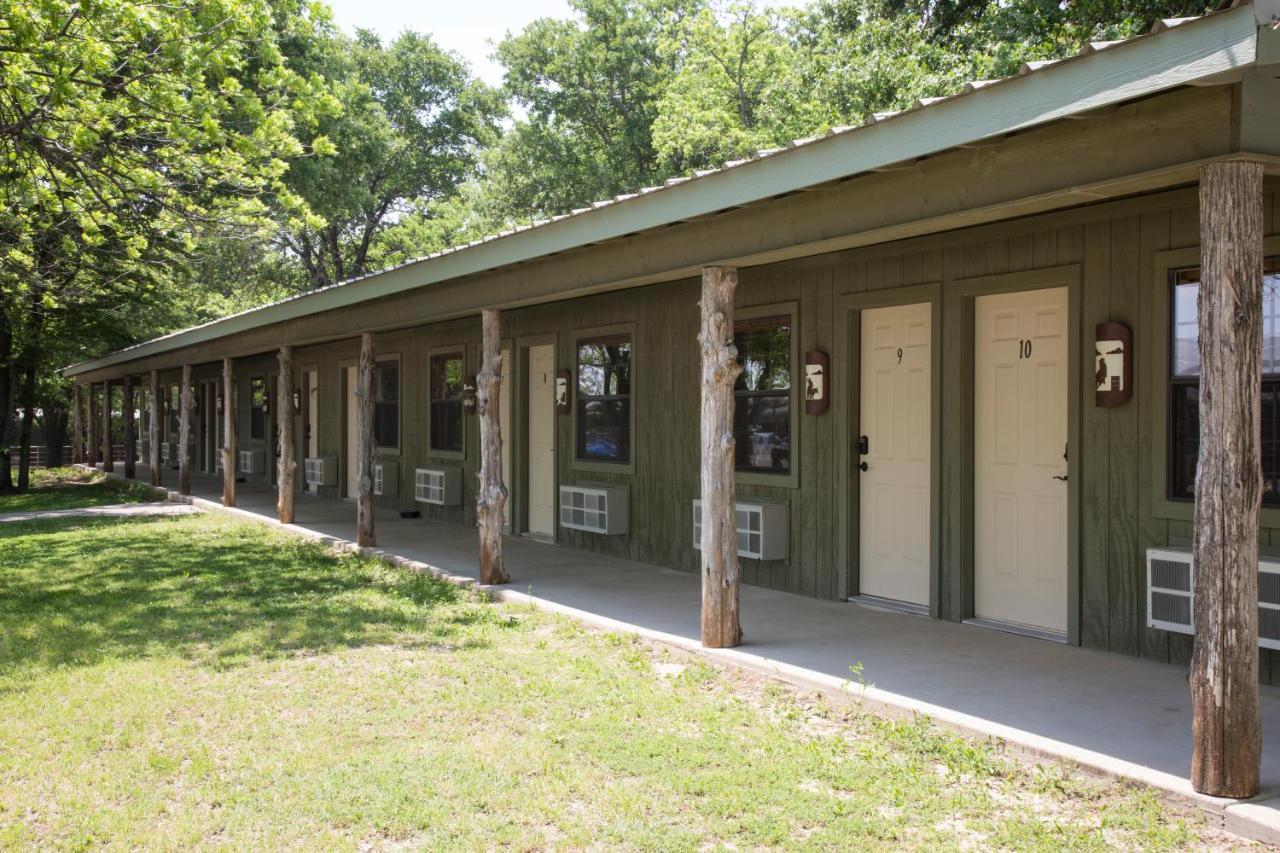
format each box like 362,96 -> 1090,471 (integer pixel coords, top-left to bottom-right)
279,27 -> 504,288
487,0 -> 703,222
0,0 -> 339,488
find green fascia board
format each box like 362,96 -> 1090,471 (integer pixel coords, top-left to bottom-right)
63,4 -> 1261,378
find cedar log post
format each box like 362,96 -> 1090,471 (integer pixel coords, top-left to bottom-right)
123,376 -> 136,479
178,365 -> 192,495
148,371 -> 161,486
87,384 -> 98,467
1191,160 -> 1264,798
277,346 -> 297,524
101,380 -> 113,472
476,308 -> 510,584
222,357 -> 237,507
699,265 -> 744,648
71,383 -> 82,465
355,332 -> 376,547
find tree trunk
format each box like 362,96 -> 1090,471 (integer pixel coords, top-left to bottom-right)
277,345 -> 297,524
71,383 -> 82,465
476,308 -> 510,585
44,402 -> 67,468
0,307 -> 13,492
149,371 -> 161,486
178,365 -> 192,494
1191,160 -> 1264,798
122,376 -> 136,478
356,332 -> 376,547
699,266 -> 743,648
88,383 -> 99,468
100,380 -> 113,474
17,360 -> 36,490
222,357 -> 236,507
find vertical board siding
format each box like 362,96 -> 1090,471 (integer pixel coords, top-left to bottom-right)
223,187 -> 1279,679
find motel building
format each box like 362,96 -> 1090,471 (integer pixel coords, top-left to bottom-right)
64,0 -> 1280,794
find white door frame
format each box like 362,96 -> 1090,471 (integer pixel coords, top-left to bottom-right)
949,265 -> 1082,644
840,284 -> 943,614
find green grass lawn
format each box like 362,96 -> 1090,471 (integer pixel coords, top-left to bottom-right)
0,513 -> 1243,850
0,466 -> 160,514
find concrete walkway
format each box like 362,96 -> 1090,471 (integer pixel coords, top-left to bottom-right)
100,464 -> 1280,841
0,502 -> 197,524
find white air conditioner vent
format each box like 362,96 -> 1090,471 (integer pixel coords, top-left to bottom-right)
692,499 -> 787,561
373,462 -> 398,498
1260,557 -> 1280,651
1147,548 -> 1280,650
559,485 -> 628,535
415,468 -> 460,506
303,456 -> 337,486
1147,548 -> 1193,634
238,449 -> 265,475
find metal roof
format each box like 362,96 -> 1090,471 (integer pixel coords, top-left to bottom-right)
64,1 -> 1271,376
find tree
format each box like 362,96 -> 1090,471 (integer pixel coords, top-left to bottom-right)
280,28 -> 503,288
488,0 -> 704,221
0,0 -> 338,490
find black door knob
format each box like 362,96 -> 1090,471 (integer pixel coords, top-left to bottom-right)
858,461 -> 869,472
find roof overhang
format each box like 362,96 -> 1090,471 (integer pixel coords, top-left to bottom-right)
64,2 -> 1267,377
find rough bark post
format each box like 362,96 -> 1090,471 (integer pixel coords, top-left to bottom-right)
699,266 -> 744,648
178,364 -> 192,495
71,383 -> 82,465
123,375 -> 136,479
476,308 -> 510,584
355,332 -> 376,547
1191,161 -> 1264,798
222,357 -> 237,507
148,370 -> 161,486
277,346 -> 297,524
87,383 -> 98,467
101,380 -> 113,473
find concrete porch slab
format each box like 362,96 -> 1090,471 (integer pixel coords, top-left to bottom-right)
88,463 -> 1280,842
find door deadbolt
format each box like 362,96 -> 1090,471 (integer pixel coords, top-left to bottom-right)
857,435 -> 869,455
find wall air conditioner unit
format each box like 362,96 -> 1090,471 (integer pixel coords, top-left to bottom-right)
238,449 -> 266,475
415,467 -> 460,506
303,456 -> 336,487
559,485 -> 628,535
1146,547 -> 1280,650
1146,548 -> 1193,635
373,462 -> 398,498
692,499 -> 788,562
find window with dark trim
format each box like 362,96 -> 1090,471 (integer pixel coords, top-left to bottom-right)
734,315 -> 791,474
576,335 -> 632,464
1169,257 -> 1280,505
250,377 -> 268,440
430,352 -> 464,453
374,361 -> 399,449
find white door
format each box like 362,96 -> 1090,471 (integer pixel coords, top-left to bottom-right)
306,369 -> 319,493
527,344 -> 556,537
500,348 -> 513,530
974,287 -> 1069,635
858,302 -> 931,606
345,365 -> 358,499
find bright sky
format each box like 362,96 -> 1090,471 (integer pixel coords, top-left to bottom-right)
324,0 -> 575,86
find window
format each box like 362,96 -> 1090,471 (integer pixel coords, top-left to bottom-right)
734,315 -> 791,474
250,377 -> 268,440
430,352 -> 465,453
1169,257 -> 1280,505
374,361 -> 399,449
576,335 -> 632,464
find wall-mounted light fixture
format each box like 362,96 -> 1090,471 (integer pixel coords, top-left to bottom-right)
804,351 -> 829,415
